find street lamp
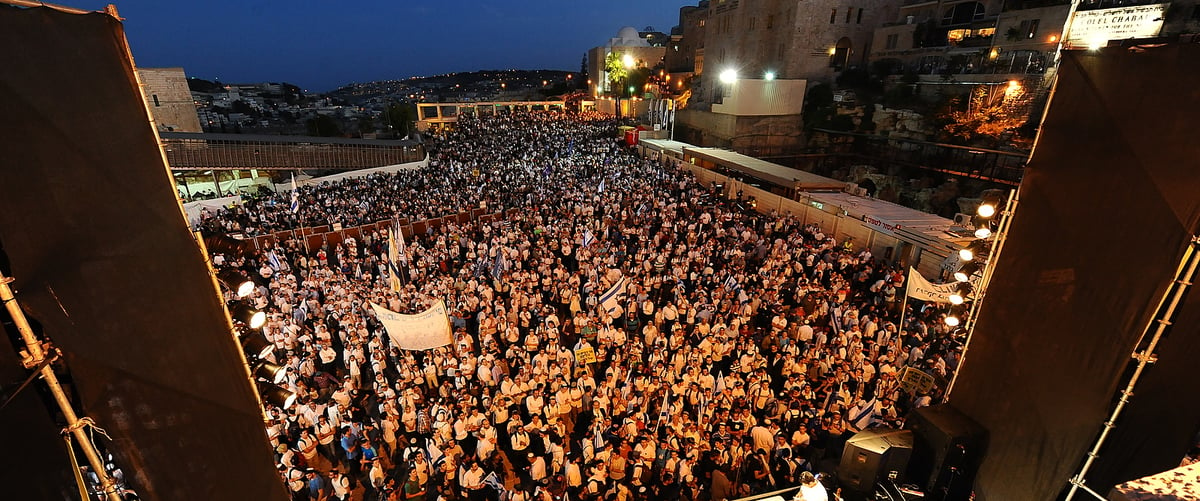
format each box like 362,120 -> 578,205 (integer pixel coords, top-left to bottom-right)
618,53 -> 635,118
719,69 -> 738,84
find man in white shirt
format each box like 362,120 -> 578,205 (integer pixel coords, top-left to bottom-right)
794,471 -> 829,501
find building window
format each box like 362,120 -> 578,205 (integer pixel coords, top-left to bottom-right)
846,7 -> 853,23
858,8 -> 864,24
1023,19 -> 1040,39
831,8 -> 837,23
152,94 -> 160,107
886,33 -> 899,49
699,19 -> 706,27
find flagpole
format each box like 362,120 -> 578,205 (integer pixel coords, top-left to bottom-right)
899,271 -> 911,329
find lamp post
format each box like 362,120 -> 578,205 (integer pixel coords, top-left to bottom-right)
618,54 -> 634,118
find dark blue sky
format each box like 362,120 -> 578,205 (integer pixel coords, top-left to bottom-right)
76,0 -> 685,92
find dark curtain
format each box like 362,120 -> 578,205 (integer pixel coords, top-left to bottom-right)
948,43 -> 1200,500
0,6 -> 287,500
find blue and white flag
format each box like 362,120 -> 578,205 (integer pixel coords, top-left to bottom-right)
388,221 -> 405,292
267,250 -> 282,271
598,276 -> 627,316
483,471 -> 504,492
289,174 -> 300,214
598,179 -> 606,194
851,396 -> 878,431
722,275 -> 740,293
490,250 -> 506,279
582,230 -> 595,248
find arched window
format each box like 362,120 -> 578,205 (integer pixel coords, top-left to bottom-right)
830,37 -> 853,70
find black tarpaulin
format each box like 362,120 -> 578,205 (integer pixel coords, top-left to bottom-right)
0,5 -> 286,500
948,43 -> 1200,500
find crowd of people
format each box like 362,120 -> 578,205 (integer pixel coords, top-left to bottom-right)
202,110 -> 962,501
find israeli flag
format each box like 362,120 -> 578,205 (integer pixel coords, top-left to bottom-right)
598,179 -> 606,194
598,276 -> 627,316
582,230 -> 595,248
483,471 -> 504,492
723,275 -> 740,292
289,174 -> 300,214
267,250 -> 281,271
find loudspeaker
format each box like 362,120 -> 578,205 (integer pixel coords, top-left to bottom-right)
839,428 -> 914,495
904,405 -> 987,500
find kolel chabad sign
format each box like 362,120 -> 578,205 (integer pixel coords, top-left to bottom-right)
1068,3 -> 1168,47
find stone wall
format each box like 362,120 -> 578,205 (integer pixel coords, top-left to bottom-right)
137,67 -> 203,133
675,108 -> 804,156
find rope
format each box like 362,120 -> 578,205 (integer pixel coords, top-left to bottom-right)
64,434 -> 92,501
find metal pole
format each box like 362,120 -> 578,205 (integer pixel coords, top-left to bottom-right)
943,188 -> 1019,401
0,273 -> 124,501
1065,236 -> 1200,500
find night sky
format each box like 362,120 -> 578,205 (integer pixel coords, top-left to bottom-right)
72,0 -> 685,92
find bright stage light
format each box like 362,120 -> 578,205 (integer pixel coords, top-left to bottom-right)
764,71 -> 776,81
977,204 -> 996,218
253,360 -> 287,384
974,227 -> 992,239
959,248 -> 974,261
229,301 -> 267,329
257,381 -> 297,409
719,69 -> 738,84
945,315 -> 961,327
949,293 -> 965,305
955,262 -> 981,282
218,269 -> 255,298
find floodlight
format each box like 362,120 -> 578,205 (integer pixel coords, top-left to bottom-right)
257,381 -> 297,410
217,269 -> 255,298
229,300 -> 267,329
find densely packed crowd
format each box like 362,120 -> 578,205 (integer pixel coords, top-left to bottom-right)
204,111 -> 961,501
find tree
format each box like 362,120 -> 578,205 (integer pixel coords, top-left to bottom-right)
580,54 -> 589,90
383,103 -> 416,137
357,116 -> 375,136
604,52 -> 629,95
306,115 -> 342,137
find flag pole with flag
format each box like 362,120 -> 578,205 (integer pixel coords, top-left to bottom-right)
388,219 -> 405,292
290,173 -> 300,214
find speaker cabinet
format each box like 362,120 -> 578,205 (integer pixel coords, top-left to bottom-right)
904,405 -> 987,500
839,428 -> 914,495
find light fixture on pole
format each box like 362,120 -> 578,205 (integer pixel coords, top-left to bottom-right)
977,203 -> 996,218
228,300 -> 266,329
239,330 -> 275,360
217,269 -> 254,298
954,262 -> 982,282
256,381 -> 297,410
252,360 -> 287,384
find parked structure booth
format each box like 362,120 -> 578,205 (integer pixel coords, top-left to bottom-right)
799,192 -> 971,279
682,146 -> 849,198
640,137 -> 972,280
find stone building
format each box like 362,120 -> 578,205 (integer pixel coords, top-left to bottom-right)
666,1 -> 710,83
586,27 -> 668,97
137,67 -> 202,133
699,0 -> 901,103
